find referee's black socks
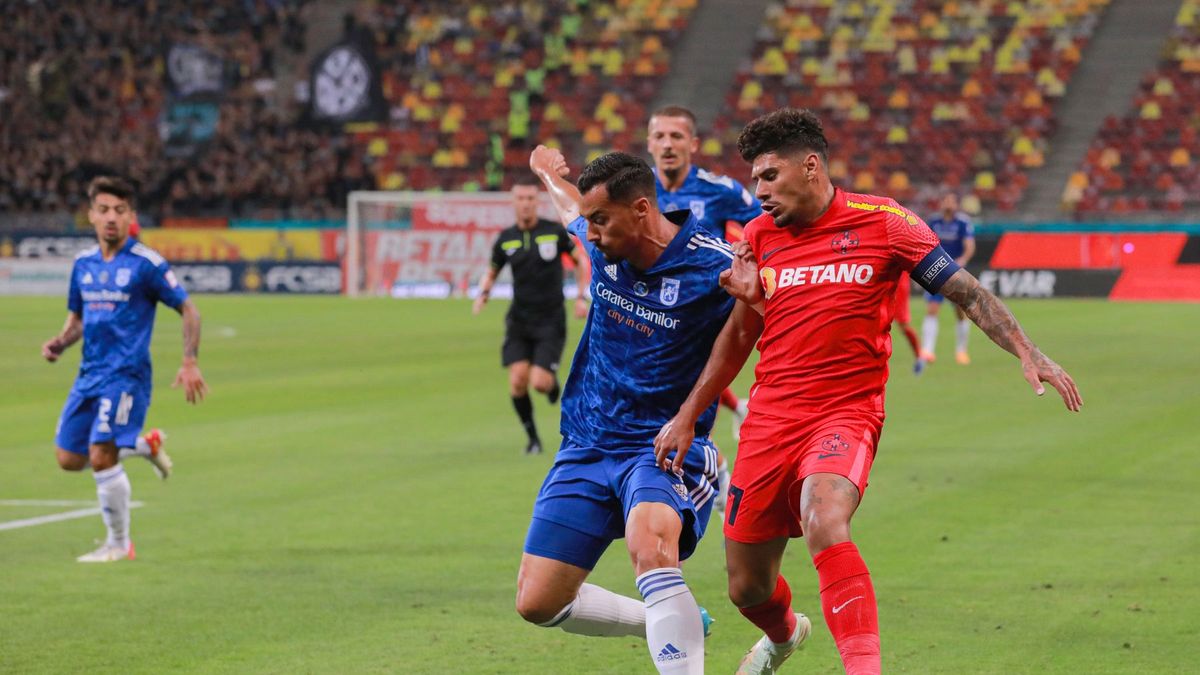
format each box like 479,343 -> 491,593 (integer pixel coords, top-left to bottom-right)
512,394 -> 540,447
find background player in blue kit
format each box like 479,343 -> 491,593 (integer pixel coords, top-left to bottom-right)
919,193 -> 977,367
515,146 -> 735,674
41,176 -> 207,563
650,106 -> 762,241
648,105 -> 762,512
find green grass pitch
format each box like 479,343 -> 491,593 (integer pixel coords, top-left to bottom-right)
1,295 -> 1197,673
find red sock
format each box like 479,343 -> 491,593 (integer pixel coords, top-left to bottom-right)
718,387 -> 740,411
814,542 -> 880,675
901,324 -> 920,357
738,575 -> 798,644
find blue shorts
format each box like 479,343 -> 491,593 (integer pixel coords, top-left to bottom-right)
523,438 -> 719,570
924,291 -> 945,303
55,380 -> 150,455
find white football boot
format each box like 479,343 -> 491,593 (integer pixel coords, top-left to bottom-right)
76,541 -> 136,563
735,612 -> 812,674
143,428 -> 172,480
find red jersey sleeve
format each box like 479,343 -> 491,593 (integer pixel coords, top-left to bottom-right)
884,199 -> 961,293
883,200 -> 939,271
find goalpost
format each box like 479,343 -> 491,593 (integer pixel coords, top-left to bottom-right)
345,191 -> 570,298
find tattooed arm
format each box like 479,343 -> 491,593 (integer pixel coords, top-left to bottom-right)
938,269 -> 1082,411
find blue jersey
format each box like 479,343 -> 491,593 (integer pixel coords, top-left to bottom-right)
560,210 -> 735,449
927,213 -> 975,260
68,238 -> 189,395
655,165 -> 761,238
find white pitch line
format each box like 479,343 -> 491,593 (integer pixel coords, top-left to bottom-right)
0,501 -> 145,532
0,499 -> 97,507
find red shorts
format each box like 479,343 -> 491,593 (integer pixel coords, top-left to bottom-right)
724,409 -> 884,544
893,273 -> 911,324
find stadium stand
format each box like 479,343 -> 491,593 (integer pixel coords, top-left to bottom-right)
702,0 -> 1111,216
1066,0 -> 1200,218
353,0 -> 696,192
8,0 -> 1199,225
0,0 -> 351,223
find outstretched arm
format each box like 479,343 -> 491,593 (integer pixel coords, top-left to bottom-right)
570,245 -> 590,319
654,300 -> 764,472
938,269 -> 1081,411
42,312 -> 83,362
529,145 -> 582,226
172,299 -> 208,404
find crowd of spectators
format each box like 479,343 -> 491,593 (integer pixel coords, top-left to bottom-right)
1066,0 -> 1200,218
9,0 -> 1198,225
1,0 -> 694,223
351,0 -> 695,191
0,0 -> 368,224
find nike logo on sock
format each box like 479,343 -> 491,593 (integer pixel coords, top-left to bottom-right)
831,595 -> 864,614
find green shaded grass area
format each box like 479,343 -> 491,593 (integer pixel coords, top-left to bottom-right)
1,296 -> 1196,673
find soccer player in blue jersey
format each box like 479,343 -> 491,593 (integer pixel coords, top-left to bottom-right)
920,193 -> 977,367
649,106 -> 762,241
516,146 -> 734,673
648,105 -> 762,511
41,176 -> 207,563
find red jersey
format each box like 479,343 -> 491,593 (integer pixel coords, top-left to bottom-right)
745,188 -> 941,417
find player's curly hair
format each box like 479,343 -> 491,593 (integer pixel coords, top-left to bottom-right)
87,176 -> 138,208
577,152 -> 656,204
737,108 -> 829,164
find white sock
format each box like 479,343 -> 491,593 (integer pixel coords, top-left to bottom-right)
735,400 -> 749,418
94,464 -> 131,549
637,567 -> 704,674
118,436 -> 151,460
921,315 -> 939,354
956,319 -> 970,353
539,583 -> 646,637
717,457 -> 731,509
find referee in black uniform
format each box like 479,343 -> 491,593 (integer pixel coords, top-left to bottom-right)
473,175 -> 589,454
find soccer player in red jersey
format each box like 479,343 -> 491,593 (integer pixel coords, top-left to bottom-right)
654,109 -> 1081,674
892,272 -> 924,374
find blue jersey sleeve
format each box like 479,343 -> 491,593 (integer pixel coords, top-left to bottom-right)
147,260 -> 189,310
724,181 -> 762,225
67,261 -> 83,315
567,216 -> 591,247
961,217 -> 975,240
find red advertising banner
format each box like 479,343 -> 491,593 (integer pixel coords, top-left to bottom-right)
354,194 -> 572,296
990,233 -> 1187,269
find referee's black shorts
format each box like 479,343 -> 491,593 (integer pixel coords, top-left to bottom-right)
502,310 -> 566,373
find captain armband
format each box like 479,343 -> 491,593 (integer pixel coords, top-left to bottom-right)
912,245 -> 961,294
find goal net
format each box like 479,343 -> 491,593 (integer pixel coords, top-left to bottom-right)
345,191 -> 570,298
